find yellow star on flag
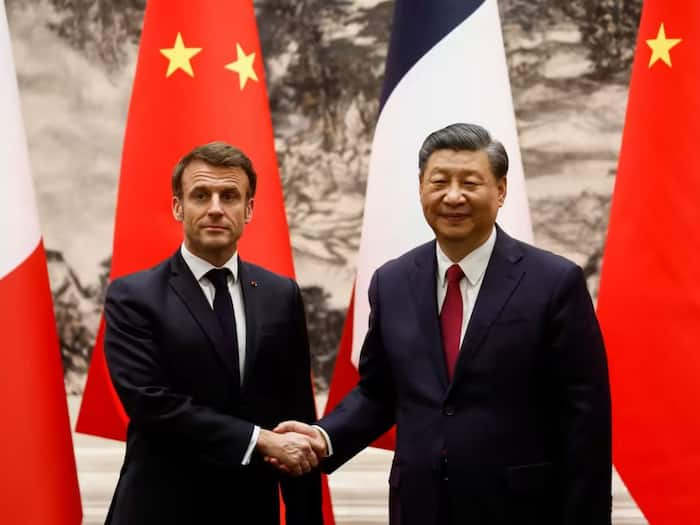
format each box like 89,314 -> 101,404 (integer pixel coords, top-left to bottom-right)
225,43 -> 259,90
646,23 -> 682,68
160,32 -> 202,77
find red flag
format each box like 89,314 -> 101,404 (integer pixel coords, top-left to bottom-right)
75,1 -> 334,522
597,1 -> 700,522
0,2 -> 82,523
325,289 -> 395,449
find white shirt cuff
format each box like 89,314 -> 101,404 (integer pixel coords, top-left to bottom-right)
312,425 -> 333,457
241,425 -> 260,465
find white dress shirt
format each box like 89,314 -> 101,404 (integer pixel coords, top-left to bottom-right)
180,244 -> 259,465
436,226 -> 497,347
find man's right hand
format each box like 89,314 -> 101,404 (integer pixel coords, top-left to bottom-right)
264,421 -> 328,474
256,428 -> 319,476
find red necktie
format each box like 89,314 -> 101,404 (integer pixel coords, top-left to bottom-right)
441,264 -> 464,380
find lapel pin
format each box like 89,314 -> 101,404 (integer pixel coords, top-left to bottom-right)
250,280 -> 258,288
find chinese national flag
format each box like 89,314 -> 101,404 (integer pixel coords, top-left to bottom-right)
597,1 -> 700,522
76,1 -> 334,522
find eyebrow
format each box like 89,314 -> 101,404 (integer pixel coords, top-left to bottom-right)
429,167 -> 480,176
189,182 -> 240,192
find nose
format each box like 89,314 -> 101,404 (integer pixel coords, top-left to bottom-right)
207,194 -> 224,216
443,181 -> 465,205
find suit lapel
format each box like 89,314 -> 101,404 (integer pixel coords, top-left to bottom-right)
168,251 -> 240,380
237,260 -> 260,390
409,241 -> 450,391
450,228 -> 525,388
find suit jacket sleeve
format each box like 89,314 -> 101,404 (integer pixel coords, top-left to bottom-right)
319,270 -> 396,472
549,265 -> 612,524
278,280 -> 324,525
104,278 -> 254,468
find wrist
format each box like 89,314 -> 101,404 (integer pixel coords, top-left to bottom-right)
256,428 -> 276,455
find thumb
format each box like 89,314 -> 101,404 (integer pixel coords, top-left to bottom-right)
274,420 -> 314,436
273,420 -> 302,433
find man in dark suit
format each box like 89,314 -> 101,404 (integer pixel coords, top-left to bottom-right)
103,142 -> 323,524
275,123 -> 612,524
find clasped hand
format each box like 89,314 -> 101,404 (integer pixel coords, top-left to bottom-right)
257,421 -> 327,476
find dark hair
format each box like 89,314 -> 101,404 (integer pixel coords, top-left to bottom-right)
172,141 -> 257,198
418,123 -> 509,179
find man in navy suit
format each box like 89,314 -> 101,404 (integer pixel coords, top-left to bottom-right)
103,142 -> 323,524
275,123 -> 612,524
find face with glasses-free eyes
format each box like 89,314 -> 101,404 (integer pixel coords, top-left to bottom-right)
172,159 -> 254,266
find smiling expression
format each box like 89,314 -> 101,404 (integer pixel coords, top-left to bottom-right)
419,148 -> 506,260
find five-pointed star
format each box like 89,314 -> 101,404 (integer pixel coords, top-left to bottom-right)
160,32 -> 202,77
225,43 -> 259,89
646,23 -> 682,68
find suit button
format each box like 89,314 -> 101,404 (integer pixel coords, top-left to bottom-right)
443,406 -> 455,416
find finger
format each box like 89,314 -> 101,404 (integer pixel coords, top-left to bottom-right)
265,456 -> 281,467
306,448 -> 319,468
273,420 -> 307,434
275,462 -> 291,474
309,435 -> 327,456
292,462 -> 304,477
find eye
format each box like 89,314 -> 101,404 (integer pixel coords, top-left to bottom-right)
221,191 -> 238,202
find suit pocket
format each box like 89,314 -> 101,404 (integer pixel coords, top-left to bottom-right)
506,462 -> 552,494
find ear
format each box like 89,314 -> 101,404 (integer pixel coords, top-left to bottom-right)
497,176 -> 507,207
172,195 -> 184,221
244,197 -> 254,224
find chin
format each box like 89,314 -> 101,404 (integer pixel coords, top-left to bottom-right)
438,227 -> 474,239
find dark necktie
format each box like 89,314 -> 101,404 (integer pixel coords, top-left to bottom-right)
205,268 -> 240,385
441,264 -> 464,380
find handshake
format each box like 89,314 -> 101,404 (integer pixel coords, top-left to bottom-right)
256,421 -> 328,477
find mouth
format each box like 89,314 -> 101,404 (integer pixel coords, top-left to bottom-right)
440,213 -> 470,221
201,225 -> 229,232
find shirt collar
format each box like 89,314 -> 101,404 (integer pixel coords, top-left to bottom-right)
180,243 -> 239,284
436,226 -> 496,288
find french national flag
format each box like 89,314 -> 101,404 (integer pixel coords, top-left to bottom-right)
325,0 -> 533,447
0,1 -> 82,522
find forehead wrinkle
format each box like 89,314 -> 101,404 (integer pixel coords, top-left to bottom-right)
187,172 -> 244,188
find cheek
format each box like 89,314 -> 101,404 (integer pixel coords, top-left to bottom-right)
422,194 -> 441,210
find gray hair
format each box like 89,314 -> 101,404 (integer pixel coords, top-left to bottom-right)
418,123 -> 509,179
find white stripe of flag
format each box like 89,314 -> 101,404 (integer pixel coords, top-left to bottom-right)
351,0 -> 532,364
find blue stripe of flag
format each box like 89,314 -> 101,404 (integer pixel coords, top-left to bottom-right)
379,0 -> 487,111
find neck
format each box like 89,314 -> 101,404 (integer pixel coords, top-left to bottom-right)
185,241 -> 236,268
437,231 -> 491,263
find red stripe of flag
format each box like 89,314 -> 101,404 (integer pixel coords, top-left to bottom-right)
0,242 -> 82,524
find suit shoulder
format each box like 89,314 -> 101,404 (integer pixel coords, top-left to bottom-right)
517,239 -> 579,274
107,257 -> 171,296
510,238 -> 583,291
240,261 -> 297,292
374,240 -> 434,277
